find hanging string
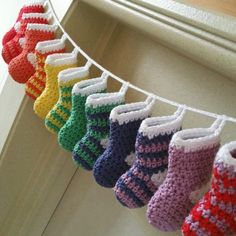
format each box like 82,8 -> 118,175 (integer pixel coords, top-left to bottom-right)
45,0 -> 236,124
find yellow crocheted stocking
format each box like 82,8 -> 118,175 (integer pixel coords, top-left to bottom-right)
33,52 -> 78,119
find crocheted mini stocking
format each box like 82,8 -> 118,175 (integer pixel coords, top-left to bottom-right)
2,12 -> 50,64
34,52 -> 78,119
147,119 -> 224,232
182,141 -> 236,236
45,63 -> 91,134
58,75 -> 108,151
25,37 -> 66,99
72,84 -> 128,170
93,98 -> 155,188
114,107 -> 185,208
8,23 -> 57,84
2,0 -> 45,46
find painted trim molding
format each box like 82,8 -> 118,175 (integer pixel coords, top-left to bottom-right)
128,0 -> 236,43
82,0 -> 236,81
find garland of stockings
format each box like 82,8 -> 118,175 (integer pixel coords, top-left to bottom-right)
2,0 -> 236,235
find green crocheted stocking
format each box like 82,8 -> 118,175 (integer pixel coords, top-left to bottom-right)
58,76 -> 107,151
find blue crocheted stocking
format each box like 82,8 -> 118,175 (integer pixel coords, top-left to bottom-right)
93,99 -> 154,188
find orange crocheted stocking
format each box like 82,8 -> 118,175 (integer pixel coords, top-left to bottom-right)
25,37 -> 66,99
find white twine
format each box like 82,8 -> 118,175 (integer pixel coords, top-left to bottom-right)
45,0 -> 236,124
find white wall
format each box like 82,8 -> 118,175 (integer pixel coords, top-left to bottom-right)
0,1 -> 23,92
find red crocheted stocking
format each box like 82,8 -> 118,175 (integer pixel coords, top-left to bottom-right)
2,12 -> 50,64
2,0 -> 45,46
8,23 -> 57,84
182,141 -> 236,236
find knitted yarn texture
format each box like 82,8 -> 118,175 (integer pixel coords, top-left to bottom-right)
8,23 -> 58,84
25,37 -> 66,99
93,98 -> 155,188
34,52 -> 78,119
72,84 -> 128,171
2,0 -> 45,46
2,12 -> 50,64
114,107 -> 185,208
182,141 -> 236,236
45,64 -> 90,134
147,119 -> 224,231
58,75 -> 108,151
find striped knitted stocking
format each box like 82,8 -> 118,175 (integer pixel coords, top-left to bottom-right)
2,0 -> 45,46
45,64 -> 90,134
34,52 -> 78,119
147,118 -> 224,231
72,84 -> 128,170
58,75 -> 108,151
182,141 -> 236,236
114,107 -> 185,208
2,12 -> 50,64
25,37 -> 66,99
93,98 -> 155,188
8,23 -> 58,84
